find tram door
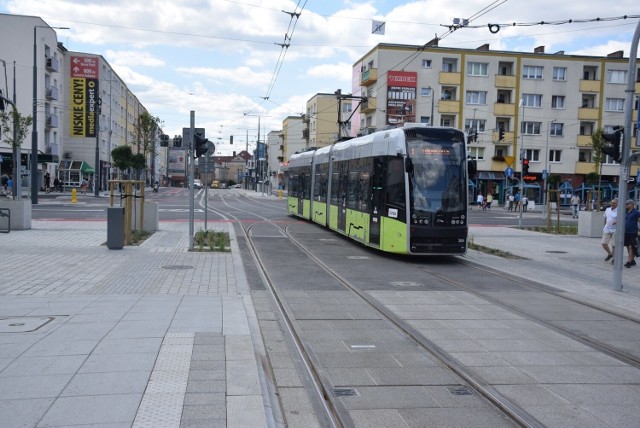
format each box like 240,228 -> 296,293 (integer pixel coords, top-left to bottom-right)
337,163 -> 347,232
297,172 -> 306,216
369,158 -> 384,246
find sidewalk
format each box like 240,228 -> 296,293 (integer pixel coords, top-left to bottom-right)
0,218 -> 273,428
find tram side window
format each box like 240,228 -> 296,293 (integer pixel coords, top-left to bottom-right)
314,164 -> 328,202
386,158 -> 406,207
289,173 -> 298,197
330,169 -> 340,204
359,158 -> 372,212
301,167 -> 312,199
347,160 -> 359,210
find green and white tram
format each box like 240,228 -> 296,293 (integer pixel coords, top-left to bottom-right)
288,124 -> 471,255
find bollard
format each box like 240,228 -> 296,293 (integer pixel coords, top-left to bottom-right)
71,188 -> 77,204
278,189 -> 283,199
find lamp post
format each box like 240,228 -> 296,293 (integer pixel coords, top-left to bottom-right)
543,119 -> 557,219
427,86 -> 435,126
32,24 -> 68,204
518,100 -> 525,229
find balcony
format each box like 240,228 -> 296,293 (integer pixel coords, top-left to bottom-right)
45,114 -> 58,128
575,162 -> 596,175
438,100 -> 459,113
360,68 -> 378,86
45,86 -> 59,101
45,57 -> 59,72
439,72 -> 461,85
578,108 -> 599,121
495,74 -> 516,88
577,135 -> 593,147
579,79 -> 600,92
494,102 -> 515,116
361,97 -> 377,113
493,130 -> 515,143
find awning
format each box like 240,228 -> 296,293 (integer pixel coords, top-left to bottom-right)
477,171 -> 506,180
81,161 -> 95,174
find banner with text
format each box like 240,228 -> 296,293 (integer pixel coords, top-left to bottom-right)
70,55 -> 99,137
386,71 -> 416,126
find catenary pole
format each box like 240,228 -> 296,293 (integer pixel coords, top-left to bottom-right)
612,20 -> 640,292
189,111 -> 195,251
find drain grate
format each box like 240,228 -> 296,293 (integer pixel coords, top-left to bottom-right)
332,388 -> 357,397
391,281 -> 424,287
447,385 -> 474,396
161,265 -> 194,270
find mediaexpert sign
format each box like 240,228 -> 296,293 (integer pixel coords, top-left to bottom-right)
70,56 -> 99,137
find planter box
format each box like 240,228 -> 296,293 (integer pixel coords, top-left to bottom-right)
0,199 -> 32,230
578,210 -> 602,238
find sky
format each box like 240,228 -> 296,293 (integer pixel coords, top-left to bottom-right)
1,0 -> 639,155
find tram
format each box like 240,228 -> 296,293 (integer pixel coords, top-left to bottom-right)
287,124 -> 472,255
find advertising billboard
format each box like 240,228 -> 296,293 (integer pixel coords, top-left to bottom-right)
386,71 -> 416,126
70,55 -> 99,138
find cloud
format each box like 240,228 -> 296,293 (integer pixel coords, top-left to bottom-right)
104,50 -> 165,67
176,66 -> 273,87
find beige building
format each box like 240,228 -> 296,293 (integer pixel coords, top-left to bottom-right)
280,115 -> 306,163
305,93 -> 342,148
352,42 -> 640,203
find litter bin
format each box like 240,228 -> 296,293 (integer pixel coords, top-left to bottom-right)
107,207 -> 125,249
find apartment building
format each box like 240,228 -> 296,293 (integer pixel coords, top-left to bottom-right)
305,93 -> 344,148
0,13 -> 153,192
352,42 -> 640,203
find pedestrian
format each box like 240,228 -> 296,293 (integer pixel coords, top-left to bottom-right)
521,195 -> 528,212
602,198 -> 617,263
623,199 -> 640,268
44,172 -> 51,194
507,193 -> 514,211
514,192 -> 521,211
476,193 -> 484,210
571,193 -> 581,219
80,177 -> 88,194
1,173 -> 7,194
485,193 -> 493,211
6,175 -> 12,196
53,177 -> 61,192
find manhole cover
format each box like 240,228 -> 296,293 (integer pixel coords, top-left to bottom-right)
391,281 -> 424,287
0,317 -> 56,333
161,265 -> 194,270
545,251 -> 567,254
447,385 -> 474,396
332,388 -> 357,397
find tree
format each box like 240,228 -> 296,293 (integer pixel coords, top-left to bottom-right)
0,109 -> 32,197
131,153 -> 146,180
591,128 -> 605,210
111,145 -> 133,178
132,111 -> 162,184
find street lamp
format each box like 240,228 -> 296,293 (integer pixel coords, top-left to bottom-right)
427,86 -> 435,126
543,119 -> 557,220
32,24 -> 68,204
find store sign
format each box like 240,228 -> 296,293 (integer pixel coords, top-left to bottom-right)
70,56 -> 99,137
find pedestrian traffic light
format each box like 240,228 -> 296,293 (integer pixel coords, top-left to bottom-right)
602,126 -> 623,163
498,128 -> 505,141
194,132 -> 209,158
173,136 -> 182,147
522,158 -> 529,175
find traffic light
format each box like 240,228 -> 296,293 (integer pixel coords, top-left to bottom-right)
160,134 -> 169,147
522,158 -> 529,175
467,130 -> 477,144
173,136 -> 182,147
602,126 -> 623,163
229,135 -> 233,145
194,132 -> 209,158
498,128 -> 505,141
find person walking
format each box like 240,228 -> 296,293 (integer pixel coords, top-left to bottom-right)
514,192 -> 521,211
485,193 -> 493,211
44,172 -> 51,194
623,199 -> 640,268
571,193 -> 581,218
521,195 -> 528,212
476,193 -> 484,210
507,193 -> 514,211
602,198 -> 617,263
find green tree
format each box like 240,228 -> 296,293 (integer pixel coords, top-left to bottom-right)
132,111 -> 162,184
590,128 -> 605,210
111,145 -> 133,178
0,108 -> 32,196
131,153 -> 146,180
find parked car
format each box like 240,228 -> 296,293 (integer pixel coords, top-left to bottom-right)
230,184 -> 242,189
193,179 -> 203,189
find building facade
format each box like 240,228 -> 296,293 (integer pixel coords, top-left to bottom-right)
352,43 -> 640,203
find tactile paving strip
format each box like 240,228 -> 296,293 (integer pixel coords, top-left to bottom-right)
132,333 -> 194,428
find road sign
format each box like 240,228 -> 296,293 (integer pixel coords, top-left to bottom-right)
542,169 -> 548,179
505,167 -> 513,177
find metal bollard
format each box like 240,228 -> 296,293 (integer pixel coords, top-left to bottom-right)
71,188 -> 77,204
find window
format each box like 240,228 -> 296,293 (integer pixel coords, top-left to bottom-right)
468,147 -> 484,160
467,62 -> 488,76
550,122 -> 563,136
442,58 -> 457,72
523,65 -> 543,79
549,150 -> 561,162
420,87 -> 433,96
522,121 -> 541,135
465,91 -> 487,105
521,93 -> 542,108
524,149 -> 540,162
464,119 -> 486,132
552,67 -> 567,81
422,59 -> 432,68
420,116 -> 430,124
342,103 -> 352,113
551,96 -> 565,109
607,70 -> 627,84
605,98 -> 625,111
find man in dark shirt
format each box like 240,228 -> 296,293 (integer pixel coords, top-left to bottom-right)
623,199 -> 640,268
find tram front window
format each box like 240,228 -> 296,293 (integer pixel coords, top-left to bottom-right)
409,142 -> 465,213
